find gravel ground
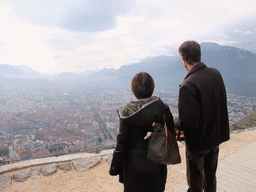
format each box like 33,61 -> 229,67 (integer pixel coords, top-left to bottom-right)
2,127 -> 256,192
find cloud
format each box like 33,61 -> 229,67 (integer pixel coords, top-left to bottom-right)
47,39 -> 76,51
0,4 -> 57,74
221,16 -> 256,53
1,0 -> 136,32
42,0 -> 256,72
1,0 -> 256,74
0,0 -> 62,25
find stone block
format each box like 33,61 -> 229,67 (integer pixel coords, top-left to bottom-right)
13,170 -> 30,182
31,167 -> 41,180
72,156 -> 101,172
102,154 -> 113,165
42,163 -> 57,176
57,162 -> 72,171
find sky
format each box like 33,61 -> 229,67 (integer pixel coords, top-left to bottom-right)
0,0 -> 256,75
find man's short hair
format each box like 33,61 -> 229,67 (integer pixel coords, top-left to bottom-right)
179,41 -> 201,65
131,72 -> 155,99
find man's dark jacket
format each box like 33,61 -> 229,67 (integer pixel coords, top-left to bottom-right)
175,62 -> 230,151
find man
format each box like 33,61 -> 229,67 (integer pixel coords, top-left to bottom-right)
174,41 -> 230,192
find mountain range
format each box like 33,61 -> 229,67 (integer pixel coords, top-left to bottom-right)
0,42 -> 255,96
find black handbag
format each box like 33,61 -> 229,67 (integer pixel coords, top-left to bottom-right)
147,114 -> 181,165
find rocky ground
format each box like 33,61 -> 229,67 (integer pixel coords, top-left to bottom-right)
2,127 -> 256,192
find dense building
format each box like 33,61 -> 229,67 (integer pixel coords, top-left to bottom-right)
0,87 -> 255,164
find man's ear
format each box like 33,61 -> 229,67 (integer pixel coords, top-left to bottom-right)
181,56 -> 186,63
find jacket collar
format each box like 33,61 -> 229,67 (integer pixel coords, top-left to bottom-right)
118,96 -> 159,120
184,62 -> 206,80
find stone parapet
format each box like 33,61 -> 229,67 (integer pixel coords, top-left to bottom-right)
0,150 -> 114,189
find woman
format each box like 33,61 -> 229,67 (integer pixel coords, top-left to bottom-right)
109,72 -> 175,192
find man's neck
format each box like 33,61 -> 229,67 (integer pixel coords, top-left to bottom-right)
187,62 -> 200,71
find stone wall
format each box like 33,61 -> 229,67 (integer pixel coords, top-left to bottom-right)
0,150 -> 113,189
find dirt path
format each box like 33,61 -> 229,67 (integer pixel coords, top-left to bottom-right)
2,128 -> 256,192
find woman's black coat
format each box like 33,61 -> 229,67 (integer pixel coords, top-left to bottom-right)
109,96 -> 175,192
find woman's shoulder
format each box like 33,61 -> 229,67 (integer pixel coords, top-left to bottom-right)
154,97 -> 168,108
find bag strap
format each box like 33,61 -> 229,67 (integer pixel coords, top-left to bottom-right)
151,114 -> 168,136
177,130 -> 181,141
163,114 -> 168,137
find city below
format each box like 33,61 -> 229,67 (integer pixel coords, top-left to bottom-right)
0,87 -> 255,165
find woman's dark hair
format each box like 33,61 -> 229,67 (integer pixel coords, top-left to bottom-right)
131,72 -> 155,99
178,40 -> 201,65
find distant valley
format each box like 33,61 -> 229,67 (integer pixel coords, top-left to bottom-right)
0,42 -> 256,96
